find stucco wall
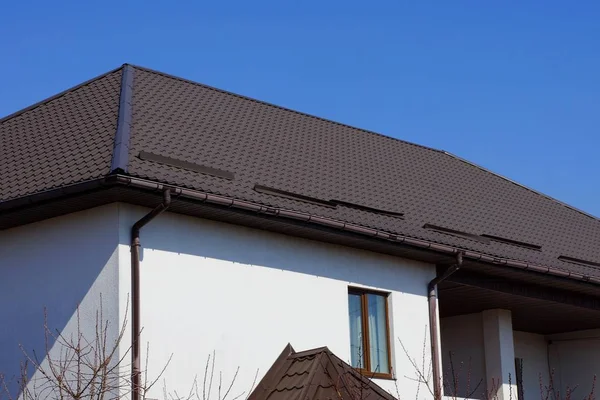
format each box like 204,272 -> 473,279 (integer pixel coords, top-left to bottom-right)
440,313 -> 487,399
441,315 -> 598,400
3,202 -> 598,400
440,318 -> 554,400
117,204 -> 437,399
547,329 -> 600,398
513,331 -> 549,400
0,204 -> 121,397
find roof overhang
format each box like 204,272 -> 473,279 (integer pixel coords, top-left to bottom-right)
2,174 -> 600,300
439,270 -> 600,334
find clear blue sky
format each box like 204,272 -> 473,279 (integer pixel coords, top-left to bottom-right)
1,1 -> 598,217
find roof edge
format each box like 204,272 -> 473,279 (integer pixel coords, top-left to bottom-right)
0,177 -> 117,212
289,346 -> 330,358
443,150 -> 600,222
2,175 -> 599,287
247,343 -> 296,400
110,64 -> 135,174
111,175 -> 600,287
323,351 -> 397,400
0,65 -> 124,124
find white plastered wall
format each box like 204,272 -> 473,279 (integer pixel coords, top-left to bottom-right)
440,313 -> 487,399
441,313 -> 550,400
117,204 -> 438,399
0,204 -> 122,399
547,329 -> 600,398
513,331 -> 549,400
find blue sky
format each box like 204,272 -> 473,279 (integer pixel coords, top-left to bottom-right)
1,1 -> 598,216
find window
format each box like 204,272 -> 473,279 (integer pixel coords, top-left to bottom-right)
348,288 -> 392,378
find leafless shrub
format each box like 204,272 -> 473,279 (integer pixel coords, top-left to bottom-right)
397,329 -> 435,400
0,296 -> 168,400
0,295 -> 260,400
160,351 -> 259,400
397,330 -> 596,400
396,335 -> 489,400
443,351 -> 485,400
538,369 -> 596,400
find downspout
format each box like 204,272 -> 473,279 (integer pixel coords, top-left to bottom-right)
131,189 -> 172,400
428,252 -> 463,400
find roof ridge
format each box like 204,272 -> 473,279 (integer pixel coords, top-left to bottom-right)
127,63 -> 443,154
320,351 -> 352,397
296,352 -> 325,400
443,150 -> 600,223
0,65 -> 124,125
322,351 -> 398,400
110,64 -> 135,173
289,346 -> 330,359
247,344 -> 295,400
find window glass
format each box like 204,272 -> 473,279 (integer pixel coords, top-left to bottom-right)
367,293 -> 389,374
348,293 -> 364,368
347,289 -> 391,377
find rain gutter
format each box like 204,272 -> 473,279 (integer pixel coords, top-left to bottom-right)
111,175 -> 600,285
1,174 -> 597,287
130,188 -> 171,400
428,252 -> 463,400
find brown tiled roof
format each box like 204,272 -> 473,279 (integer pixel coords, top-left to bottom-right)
247,344 -> 397,400
0,68 -> 123,200
1,64 -> 600,281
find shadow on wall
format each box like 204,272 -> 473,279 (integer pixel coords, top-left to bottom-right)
440,314 -> 488,400
125,204 -> 432,297
0,205 -> 120,396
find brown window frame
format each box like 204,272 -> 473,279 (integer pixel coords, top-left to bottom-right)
348,287 -> 393,380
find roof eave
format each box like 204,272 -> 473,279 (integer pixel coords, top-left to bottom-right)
1,175 -> 599,288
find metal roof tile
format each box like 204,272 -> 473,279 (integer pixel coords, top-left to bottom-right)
2,63 -> 600,280
248,345 -> 396,400
0,68 -> 123,200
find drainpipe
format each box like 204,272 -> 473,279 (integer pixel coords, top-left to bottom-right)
428,252 -> 463,400
131,189 -> 172,400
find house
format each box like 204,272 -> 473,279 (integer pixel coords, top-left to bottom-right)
1,64 -> 599,400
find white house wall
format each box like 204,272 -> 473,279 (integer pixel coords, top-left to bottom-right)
513,331 -> 549,400
117,204 -> 437,399
3,202 -> 598,400
0,204 -> 121,398
440,313 -> 487,399
547,329 -> 600,398
441,312 -> 597,400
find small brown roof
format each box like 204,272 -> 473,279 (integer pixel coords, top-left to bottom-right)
247,344 -> 397,400
1,64 -> 599,281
